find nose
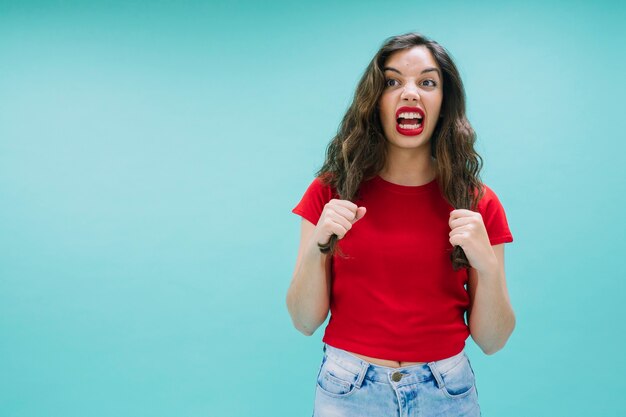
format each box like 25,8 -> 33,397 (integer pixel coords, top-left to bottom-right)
400,83 -> 420,102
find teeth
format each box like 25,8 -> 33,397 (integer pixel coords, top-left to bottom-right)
399,124 -> 422,129
398,112 -> 423,120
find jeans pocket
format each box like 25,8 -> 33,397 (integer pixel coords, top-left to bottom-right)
316,355 -> 359,398
440,355 -> 476,399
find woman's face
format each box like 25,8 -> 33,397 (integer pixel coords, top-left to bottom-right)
378,46 -> 443,152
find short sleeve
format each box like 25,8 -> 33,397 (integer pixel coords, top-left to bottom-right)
477,184 -> 514,245
291,177 -> 334,226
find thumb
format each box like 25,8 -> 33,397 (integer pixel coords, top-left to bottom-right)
353,206 -> 367,223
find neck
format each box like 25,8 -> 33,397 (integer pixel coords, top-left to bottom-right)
379,147 -> 436,186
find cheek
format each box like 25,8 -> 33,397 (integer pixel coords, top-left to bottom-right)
433,96 -> 444,116
381,113 -> 395,132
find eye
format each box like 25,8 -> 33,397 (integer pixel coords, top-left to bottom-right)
422,79 -> 438,87
385,78 -> 399,87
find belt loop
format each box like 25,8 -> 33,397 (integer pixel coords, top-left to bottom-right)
427,361 -> 445,389
354,360 -> 369,389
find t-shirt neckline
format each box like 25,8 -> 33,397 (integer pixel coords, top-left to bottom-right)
372,174 -> 438,195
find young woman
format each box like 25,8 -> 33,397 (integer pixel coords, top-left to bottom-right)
287,32 -> 515,417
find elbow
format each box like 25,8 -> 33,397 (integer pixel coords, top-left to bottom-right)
480,337 -> 507,355
285,293 -> 326,337
482,344 -> 502,356
481,316 -> 516,356
295,323 -> 317,337
483,338 -> 510,355
291,316 -> 323,337
291,310 -> 327,336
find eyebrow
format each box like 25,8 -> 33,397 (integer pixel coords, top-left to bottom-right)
383,66 -> 441,78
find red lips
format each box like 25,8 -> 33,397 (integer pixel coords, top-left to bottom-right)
395,106 -> 425,136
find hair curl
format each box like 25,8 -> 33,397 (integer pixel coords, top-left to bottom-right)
315,32 -> 485,271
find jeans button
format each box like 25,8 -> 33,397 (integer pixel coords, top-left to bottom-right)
391,371 -> 403,382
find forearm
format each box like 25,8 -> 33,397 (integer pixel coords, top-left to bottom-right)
286,242 -> 331,336
468,267 -> 516,355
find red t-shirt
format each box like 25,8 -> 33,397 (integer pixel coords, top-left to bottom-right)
291,174 -> 514,362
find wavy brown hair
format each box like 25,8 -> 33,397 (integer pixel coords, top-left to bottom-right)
315,32 -> 485,271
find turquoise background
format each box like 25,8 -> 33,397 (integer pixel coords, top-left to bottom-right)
1,1 -> 624,416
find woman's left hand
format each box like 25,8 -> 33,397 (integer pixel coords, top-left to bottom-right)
448,209 -> 497,274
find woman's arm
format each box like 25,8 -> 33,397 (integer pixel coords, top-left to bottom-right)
285,218 -> 332,336
466,244 -> 516,354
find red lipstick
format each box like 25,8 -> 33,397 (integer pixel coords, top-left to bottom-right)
395,106 -> 425,136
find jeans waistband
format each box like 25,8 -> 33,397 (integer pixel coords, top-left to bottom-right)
322,343 -> 467,387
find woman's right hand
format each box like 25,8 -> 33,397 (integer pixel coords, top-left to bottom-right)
312,199 -> 367,247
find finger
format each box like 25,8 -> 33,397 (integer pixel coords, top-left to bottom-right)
449,234 -> 464,248
449,230 -> 470,245
449,216 -> 475,229
318,214 -> 351,241
329,218 -> 351,239
330,198 -> 359,212
329,204 -> 357,222
449,209 -> 476,220
449,211 -> 481,227
449,225 -> 471,237
353,206 -> 366,223
328,212 -> 353,234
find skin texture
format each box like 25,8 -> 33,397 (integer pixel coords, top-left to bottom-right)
377,45 -> 443,186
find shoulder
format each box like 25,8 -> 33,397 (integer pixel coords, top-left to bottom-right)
292,174 -> 340,226
307,175 -> 338,198
475,182 -> 514,245
476,183 -> 504,212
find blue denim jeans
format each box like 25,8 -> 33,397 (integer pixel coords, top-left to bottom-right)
313,343 -> 481,417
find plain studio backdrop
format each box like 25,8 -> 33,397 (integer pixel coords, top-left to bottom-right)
1,1 -> 624,416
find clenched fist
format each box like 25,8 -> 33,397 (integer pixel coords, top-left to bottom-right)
312,199 -> 367,247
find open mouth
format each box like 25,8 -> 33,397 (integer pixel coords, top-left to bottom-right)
395,106 -> 425,136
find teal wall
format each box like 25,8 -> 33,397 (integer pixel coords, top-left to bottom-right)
1,1 -> 624,416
